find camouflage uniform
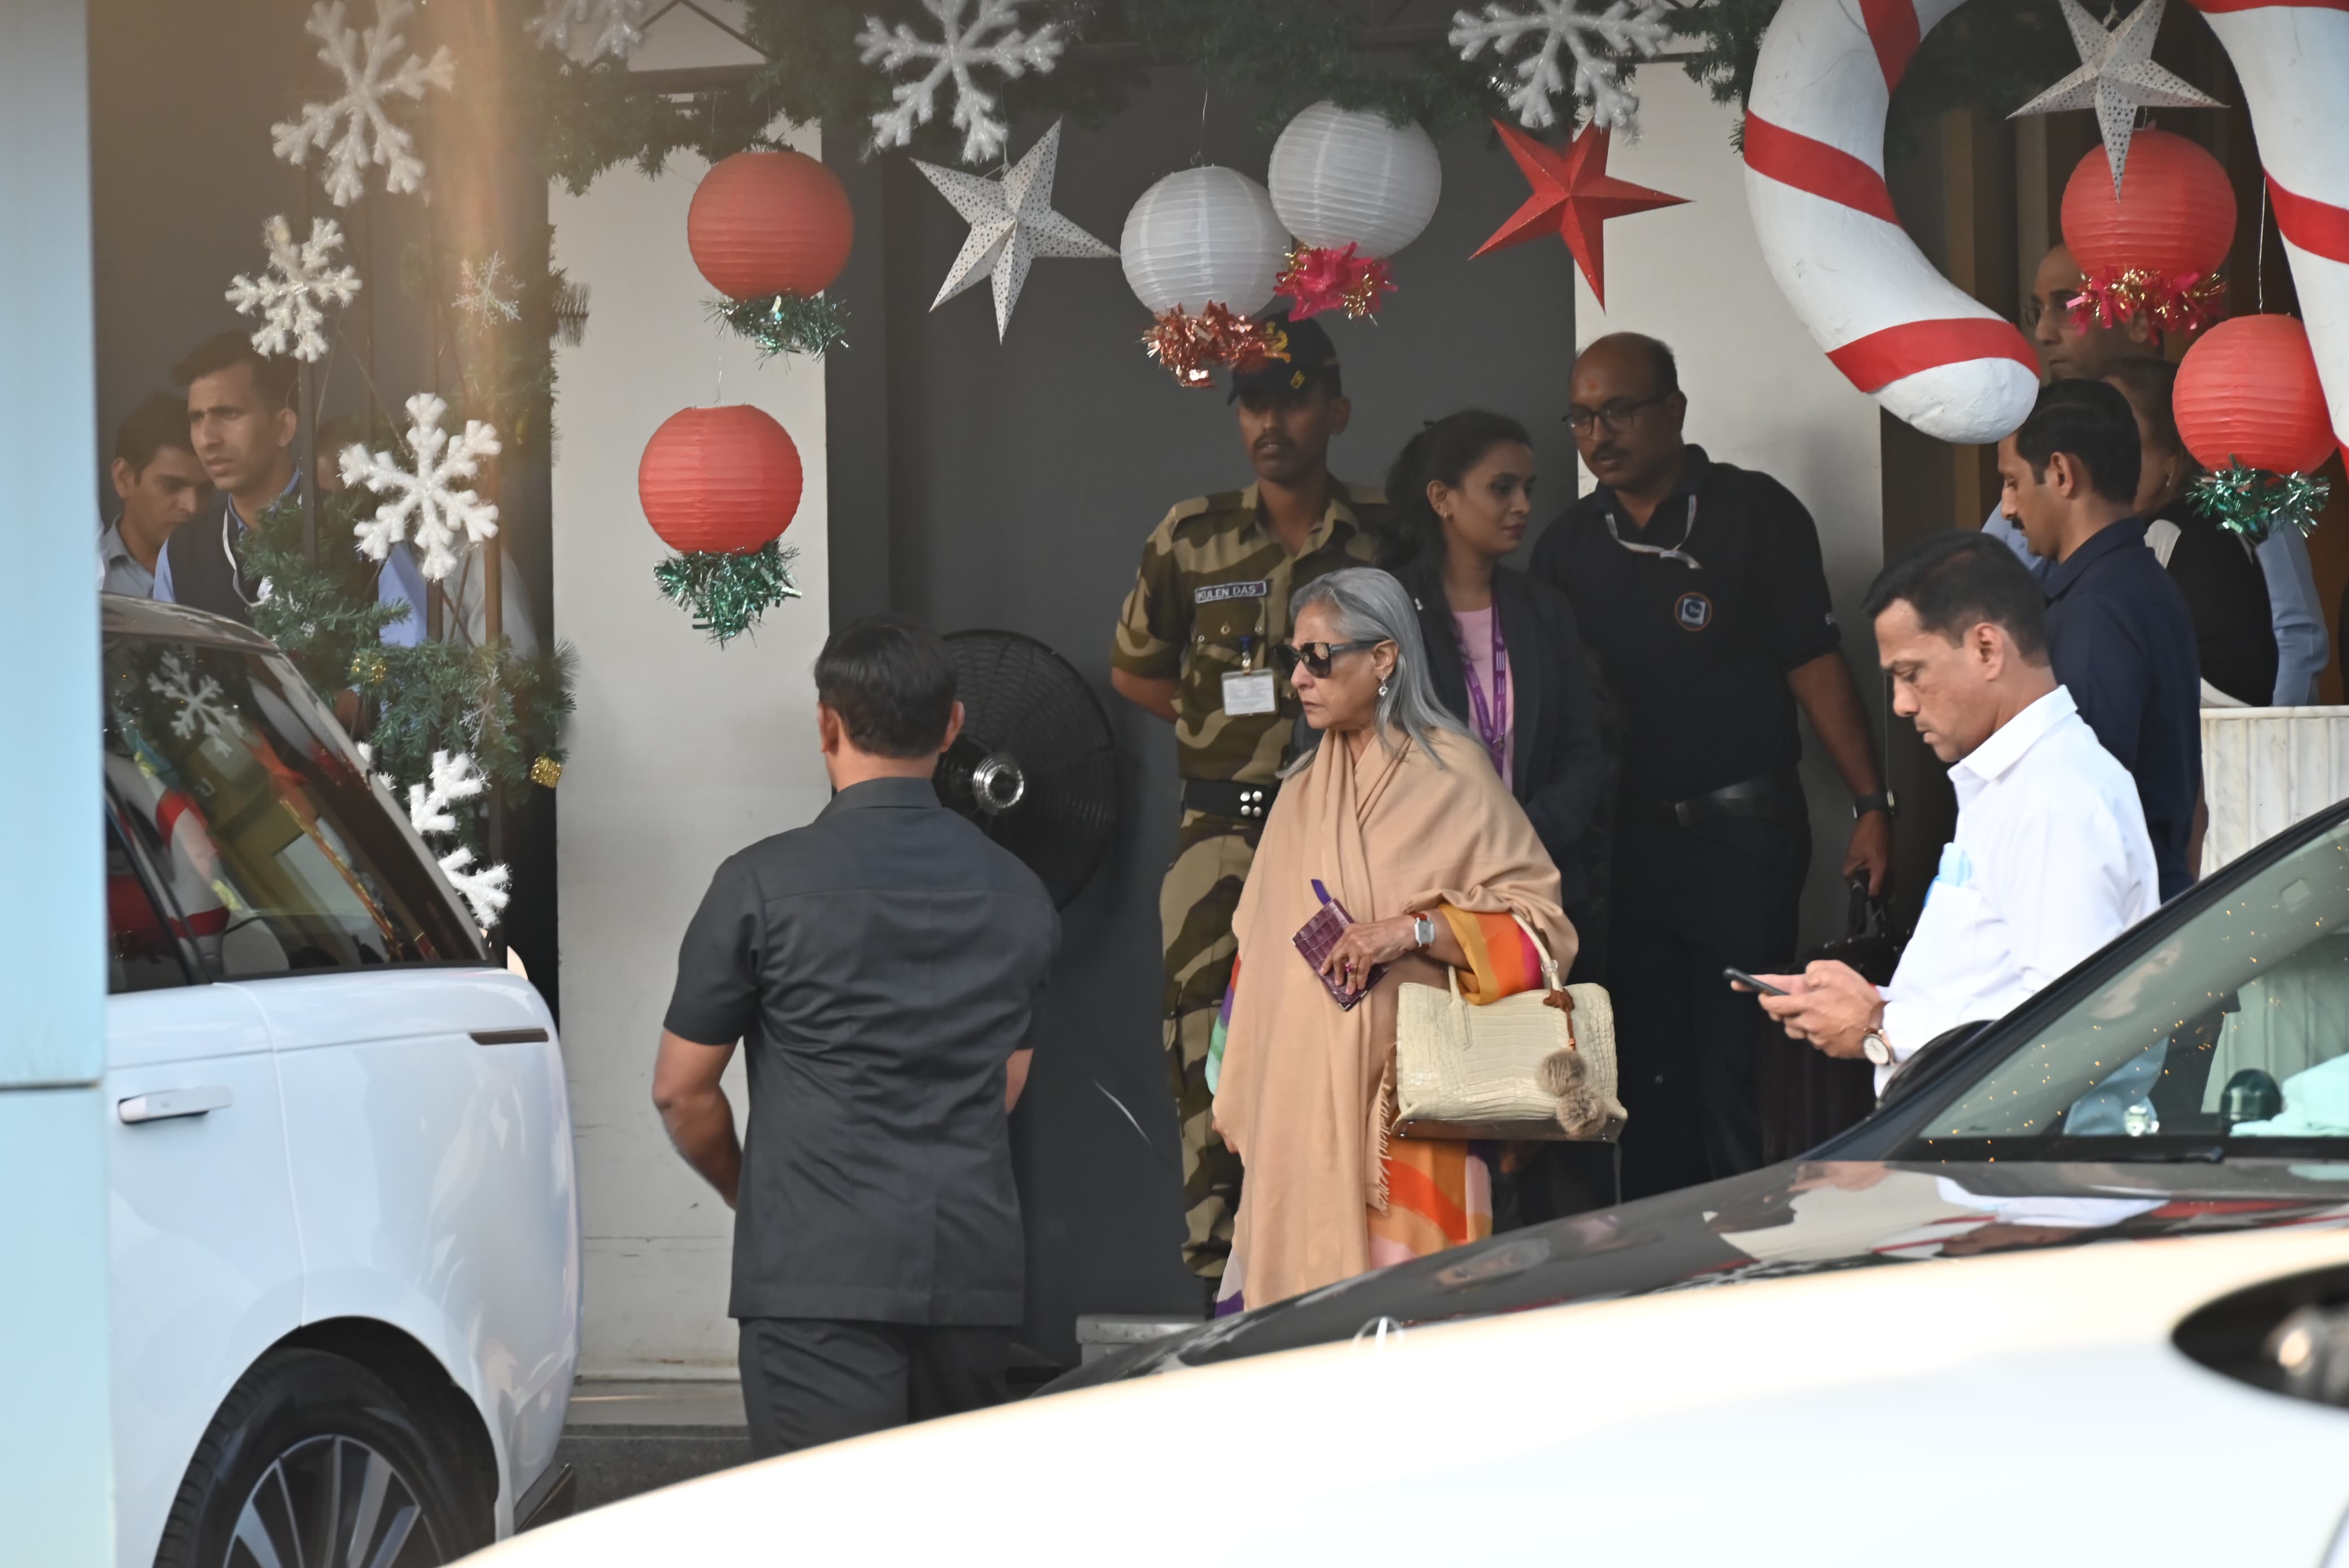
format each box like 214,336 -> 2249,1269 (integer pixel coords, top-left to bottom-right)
1112,482 -> 1386,1281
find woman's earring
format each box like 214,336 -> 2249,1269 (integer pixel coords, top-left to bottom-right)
1378,680 -> 1390,698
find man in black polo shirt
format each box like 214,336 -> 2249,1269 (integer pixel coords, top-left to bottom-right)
653,615 -> 1060,1457
1996,378 -> 2199,901
1531,333 -> 1892,1199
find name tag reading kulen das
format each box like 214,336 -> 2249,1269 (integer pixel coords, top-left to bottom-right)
1222,670 -> 1277,715
1195,580 -> 1270,605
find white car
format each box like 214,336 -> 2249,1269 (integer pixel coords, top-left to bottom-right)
466,1226 -> 2349,1565
100,596 -> 579,1568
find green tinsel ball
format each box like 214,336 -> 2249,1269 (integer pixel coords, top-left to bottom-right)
2189,461 -> 2330,545
653,541 -> 803,647
708,292 -> 849,360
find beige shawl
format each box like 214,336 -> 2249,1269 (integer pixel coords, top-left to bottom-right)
1212,724 -> 1568,1307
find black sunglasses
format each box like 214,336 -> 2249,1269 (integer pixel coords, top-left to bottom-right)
1274,639 -> 1384,678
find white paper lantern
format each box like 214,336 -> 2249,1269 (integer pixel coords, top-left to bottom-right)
1119,165 -> 1290,317
1268,102 -> 1442,258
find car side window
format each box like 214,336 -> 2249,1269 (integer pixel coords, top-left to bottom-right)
103,636 -> 485,976
107,820 -> 190,995
1924,826 -> 2349,1144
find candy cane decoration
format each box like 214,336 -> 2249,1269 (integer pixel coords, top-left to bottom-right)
1744,0 -> 2040,443
2186,0 -> 2349,445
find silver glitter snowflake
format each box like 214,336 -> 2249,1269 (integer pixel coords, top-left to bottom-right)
857,0 -> 1064,166
148,652 -> 237,744
452,252 -> 522,328
341,392 -> 502,583
272,0 -> 456,207
226,215 -> 361,364
1451,0 -> 1673,136
526,0 -> 653,63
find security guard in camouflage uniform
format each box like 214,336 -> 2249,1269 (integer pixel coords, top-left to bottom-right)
1109,314 -> 1385,1297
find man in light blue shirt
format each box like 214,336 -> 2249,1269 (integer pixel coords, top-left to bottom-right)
1988,246 -> 2325,705
154,331 -> 425,644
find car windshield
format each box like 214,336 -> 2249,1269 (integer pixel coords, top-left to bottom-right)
104,634 -> 484,972
1910,816 -> 2349,1156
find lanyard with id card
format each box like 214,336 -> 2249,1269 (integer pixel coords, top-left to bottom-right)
1199,578 -> 1278,715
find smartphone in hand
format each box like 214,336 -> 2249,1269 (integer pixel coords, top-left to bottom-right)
1723,967 -> 1788,997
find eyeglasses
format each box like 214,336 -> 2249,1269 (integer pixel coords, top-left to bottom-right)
1274,639 -> 1384,679
1565,392 -> 1673,435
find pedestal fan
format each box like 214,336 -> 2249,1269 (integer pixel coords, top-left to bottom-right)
932,630 -> 1118,909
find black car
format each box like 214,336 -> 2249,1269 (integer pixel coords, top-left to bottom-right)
1052,792 -> 2349,1390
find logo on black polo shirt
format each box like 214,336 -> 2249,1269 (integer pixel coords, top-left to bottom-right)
1673,591 -> 1714,631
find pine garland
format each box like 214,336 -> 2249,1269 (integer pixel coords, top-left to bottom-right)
653,541 -> 803,647
247,494 -> 574,848
709,292 -> 851,359
531,0 -> 1520,191
2191,461 -> 2330,545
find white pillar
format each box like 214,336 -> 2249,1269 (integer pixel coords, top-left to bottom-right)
0,0 -> 115,1563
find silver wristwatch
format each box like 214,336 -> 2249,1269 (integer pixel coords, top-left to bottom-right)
1861,1027 -> 1895,1068
1413,913 -> 1437,950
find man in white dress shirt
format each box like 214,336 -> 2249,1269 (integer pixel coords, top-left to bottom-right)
1747,532 -> 2159,1091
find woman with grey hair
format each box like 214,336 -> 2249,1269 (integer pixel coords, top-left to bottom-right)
1207,566 -> 1575,1312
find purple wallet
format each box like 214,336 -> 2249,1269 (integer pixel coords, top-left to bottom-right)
1294,880 -> 1384,1011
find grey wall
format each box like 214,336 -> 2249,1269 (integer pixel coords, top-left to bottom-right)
828,78 -> 1581,1356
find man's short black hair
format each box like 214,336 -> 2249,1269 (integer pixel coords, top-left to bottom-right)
2013,378 -> 2140,505
172,330 -> 297,412
1863,531 -> 2049,662
113,391 -> 195,474
1579,331 -> 1679,397
815,614 -> 958,758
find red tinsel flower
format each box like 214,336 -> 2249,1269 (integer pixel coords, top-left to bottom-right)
1276,243 -> 1397,321
1141,304 -> 1293,388
2068,268 -> 2229,343
1142,306 -> 1217,388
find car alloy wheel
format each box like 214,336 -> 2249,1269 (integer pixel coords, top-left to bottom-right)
155,1348 -> 486,1568
225,1433 -> 444,1568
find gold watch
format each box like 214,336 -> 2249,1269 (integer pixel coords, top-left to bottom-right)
1861,1027 -> 1894,1068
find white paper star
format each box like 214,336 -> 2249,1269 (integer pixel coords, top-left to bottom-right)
2009,0 -> 2222,195
913,120 -> 1115,340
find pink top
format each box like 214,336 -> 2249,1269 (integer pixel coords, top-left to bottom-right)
1452,605 -> 1514,790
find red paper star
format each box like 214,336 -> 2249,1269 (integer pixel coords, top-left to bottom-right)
1473,120 -> 1687,308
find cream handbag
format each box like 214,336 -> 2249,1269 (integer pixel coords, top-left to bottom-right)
1394,921 -> 1625,1138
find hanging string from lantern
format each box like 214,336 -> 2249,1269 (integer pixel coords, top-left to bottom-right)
2257,184 -> 2269,313
653,540 -> 804,647
2191,460 -> 2330,545
1275,242 -> 1397,321
2067,267 -> 2228,341
708,292 -> 851,359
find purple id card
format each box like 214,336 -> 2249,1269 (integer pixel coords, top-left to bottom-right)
1294,879 -> 1383,1011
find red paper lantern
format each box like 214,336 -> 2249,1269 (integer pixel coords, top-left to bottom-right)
2060,130 -> 2236,281
2175,316 -> 2338,475
638,405 -> 805,555
686,150 -> 854,301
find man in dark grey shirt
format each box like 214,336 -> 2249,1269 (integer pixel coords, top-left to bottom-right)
654,615 -> 1060,1458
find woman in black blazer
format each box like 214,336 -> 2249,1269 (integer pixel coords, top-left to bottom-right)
1379,410 -> 1612,982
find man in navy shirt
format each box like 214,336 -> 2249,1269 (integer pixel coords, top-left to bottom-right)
1996,378 -> 2200,901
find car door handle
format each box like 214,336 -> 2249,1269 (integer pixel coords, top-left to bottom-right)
118,1085 -> 234,1124
470,1028 -> 550,1046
